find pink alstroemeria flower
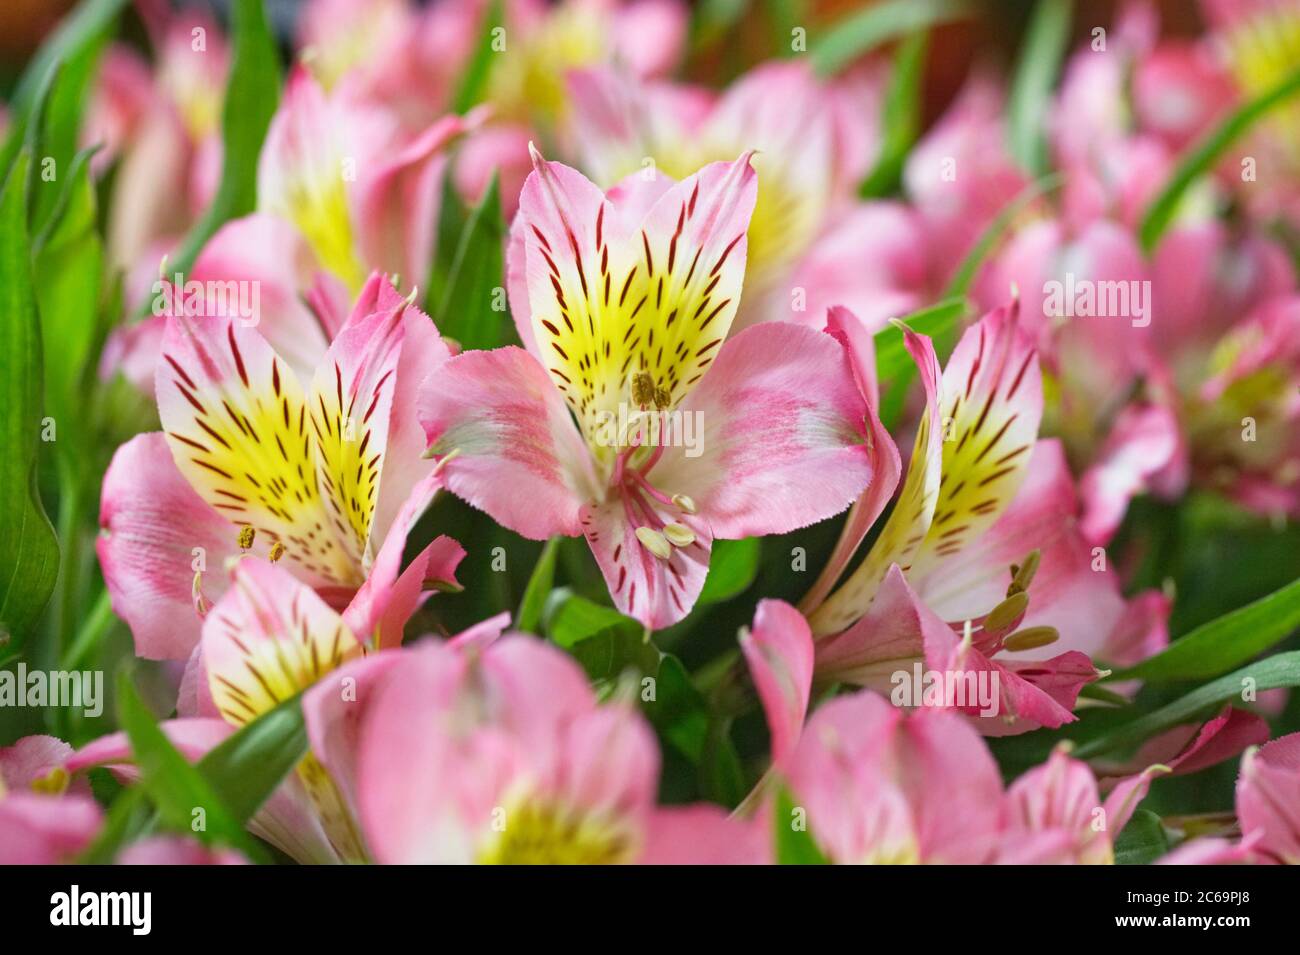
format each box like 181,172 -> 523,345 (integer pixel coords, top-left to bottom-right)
86,9 -> 229,288
76,560 -> 755,865
480,0 -> 687,132
1232,732 -> 1300,864
738,608 -> 1165,865
418,150 -> 881,629
978,213 -> 1184,546
72,559 -> 502,864
962,4 -> 1300,540
1,734 -> 258,866
1094,705 -> 1270,789
800,303 -> 1167,732
299,0 -> 687,129
903,75 -> 1030,289
997,747 -> 1167,864
566,61 -> 927,330
1200,0 -> 1300,226
0,736 -> 101,864
102,65 -> 471,389
768,681 -> 1008,864
295,0 -> 420,99
256,67 -> 473,296
98,274 -> 463,665
1158,730 -> 1300,864
294,0 -> 687,217
325,631 -> 762,864
984,210 -> 1300,539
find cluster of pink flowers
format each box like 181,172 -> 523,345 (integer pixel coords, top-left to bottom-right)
4,0 -> 1300,866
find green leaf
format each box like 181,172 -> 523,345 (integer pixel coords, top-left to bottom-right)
689,0 -> 753,54
422,172 -> 469,317
1076,682 -> 1132,707
28,37 -> 108,235
943,172 -> 1063,299
79,785 -> 152,864
33,148 -> 103,428
0,153 -> 60,647
700,713 -> 747,807
196,694 -> 308,824
774,786 -> 829,864
1139,64 -> 1300,251
451,0 -> 503,114
698,538 -> 761,604
116,670 -> 265,859
647,654 -> 710,763
0,57 -> 57,187
0,0 -> 126,184
642,653 -> 746,806
859,32 -> 927,198
546,592 -> 659,682
873,295 -> 967,380
875,295 -> 969,427
543,589 -> 655,680
546,591 -> 640,647
1106,577 -> 1300,684
1113,809 -> 1169,865
763,0 -> 808,58
431,173 -> 510,350
8,0 -> 127,118
165,0 -> 281,281
570,627 -> 662,685
1006,0 -> 1072,177
810,0 -> 967,77
1075,650 -> 1300,759
516,537 -> 560,634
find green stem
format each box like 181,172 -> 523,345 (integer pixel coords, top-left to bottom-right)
63,585 -> 114,672
54,465 -> 86,662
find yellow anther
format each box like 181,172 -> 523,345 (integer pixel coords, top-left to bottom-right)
237,526 -> 256,551
1003,625 -> 1060,652
984,591 -> 1029,633
631,371 -> 656,408
1007,549 -> 1041,595
30,767 -> 70,796
634,526 -> 672,560
671,493 -> 697,514
269,541 -> 286,563
663,523 -> 695,547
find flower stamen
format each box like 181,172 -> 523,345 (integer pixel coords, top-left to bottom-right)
663,523 -> 695,547
635,526 -> 672,559
1003,625 -> 1060,652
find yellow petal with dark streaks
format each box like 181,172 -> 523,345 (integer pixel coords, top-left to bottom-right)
203,560 -> 365,727
913,305 -> 1042,573
158,314 -> 360,585
519,149 -> 757,455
